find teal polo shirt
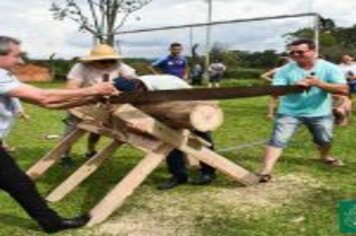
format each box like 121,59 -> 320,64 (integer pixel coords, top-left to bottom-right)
273,59 -> 346,117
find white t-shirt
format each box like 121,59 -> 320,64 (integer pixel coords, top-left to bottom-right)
0,69 -> 24,137
67,62 -> 136,87
208,62 -> 226,76
339,63 -> 356,77
137,75 -> 191,91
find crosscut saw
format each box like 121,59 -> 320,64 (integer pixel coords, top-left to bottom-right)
106,85 -> 306,105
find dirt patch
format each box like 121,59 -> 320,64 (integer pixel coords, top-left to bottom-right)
88,173 -> 326,236
206,173 -> 326,217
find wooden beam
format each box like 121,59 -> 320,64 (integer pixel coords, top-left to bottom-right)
27,129 -> 86,180
184,146 -> 259,185
113,104 -> 186,147
87,144 -> 173,226
77,122 -> 163,152
46,140 -> 122,202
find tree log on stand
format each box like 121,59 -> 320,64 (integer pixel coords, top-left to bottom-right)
137,100 -> 223,132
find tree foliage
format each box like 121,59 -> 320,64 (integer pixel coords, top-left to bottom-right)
50,0 -> 152,45
284,17 -> 356,61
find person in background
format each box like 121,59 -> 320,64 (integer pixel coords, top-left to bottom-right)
208,59 -> 226,88
113,74 -> 217,190
258,39 -> 348,183
147,42 -> 189,80
335,54 -> 355,126
60,44 -> 137,167
339,54 -> 356,94
260,57 -> 290,119
332,94 -> 351,126
0,35 -> 116,233
191,63 -> 204,85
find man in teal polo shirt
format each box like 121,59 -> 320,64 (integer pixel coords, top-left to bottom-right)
258,39 -> 348,183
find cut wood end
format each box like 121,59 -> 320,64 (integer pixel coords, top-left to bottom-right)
190,105 -> 224,131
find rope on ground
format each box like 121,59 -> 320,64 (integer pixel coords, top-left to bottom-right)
217,139 -> 268,153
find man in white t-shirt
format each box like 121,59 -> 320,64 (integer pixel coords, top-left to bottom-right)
208,59 -> 226,88
61,44 -> 137,167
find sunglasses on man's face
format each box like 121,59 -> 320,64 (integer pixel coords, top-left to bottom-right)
288,50 -> 309,56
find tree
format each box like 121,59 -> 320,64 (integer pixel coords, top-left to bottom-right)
50,0 -> 152,45
209,42 -> 239,67
283,17 -> 356,61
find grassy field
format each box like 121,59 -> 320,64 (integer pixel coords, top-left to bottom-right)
0,82 -> 355,236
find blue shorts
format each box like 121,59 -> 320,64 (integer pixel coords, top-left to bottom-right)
268,114 -> 334,148
348,80 -> 356,94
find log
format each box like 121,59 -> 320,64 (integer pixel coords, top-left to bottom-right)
69,101 -> 223,132
137,101 -> 223,131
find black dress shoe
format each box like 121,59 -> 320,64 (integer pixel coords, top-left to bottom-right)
157,176 -> 188,190
191,173 -> 215,185
42,214 -> 90,234
60,156 -> 74,168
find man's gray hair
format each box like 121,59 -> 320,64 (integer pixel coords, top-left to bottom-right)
0,36 -> 20,55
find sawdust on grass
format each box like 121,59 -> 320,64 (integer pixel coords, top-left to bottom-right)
86,173 -> 327,236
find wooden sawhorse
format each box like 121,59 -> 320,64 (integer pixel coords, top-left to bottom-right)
26,104 -> 259,226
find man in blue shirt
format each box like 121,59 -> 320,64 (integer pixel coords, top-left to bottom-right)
148,43 -> 215,189
148,42 -> 189,80
258,39 -> 348,183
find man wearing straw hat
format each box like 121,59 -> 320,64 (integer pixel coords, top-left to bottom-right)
60,44 -> 137,167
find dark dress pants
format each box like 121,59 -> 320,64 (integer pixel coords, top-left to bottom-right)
0,148 -> 62,229
166,131 -> 216,180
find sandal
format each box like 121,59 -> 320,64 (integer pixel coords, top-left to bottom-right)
320,157 -> 345,166
257,174 -> 272,183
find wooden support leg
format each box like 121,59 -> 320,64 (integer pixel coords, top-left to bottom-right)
46,140 -> 122,203
87,144 -> 173,227
183,146 -> 259,186
27,129 -> 86,180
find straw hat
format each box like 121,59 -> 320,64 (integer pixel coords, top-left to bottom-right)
80,44 -> 122,62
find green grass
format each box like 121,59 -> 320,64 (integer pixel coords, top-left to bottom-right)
0,81 -> 355,235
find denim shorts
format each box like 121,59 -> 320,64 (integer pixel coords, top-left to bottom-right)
268,114 -> 334,148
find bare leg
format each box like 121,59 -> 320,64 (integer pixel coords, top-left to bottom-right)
267,97 -> 277,119
259,145 -> 283,175
317,144 -> 331,160
334,108 -> 348,126
317,144 -> 344,166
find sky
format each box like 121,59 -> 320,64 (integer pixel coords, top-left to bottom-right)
1,0 -> 355,59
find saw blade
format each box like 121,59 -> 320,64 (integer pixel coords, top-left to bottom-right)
107,85 -> 305,104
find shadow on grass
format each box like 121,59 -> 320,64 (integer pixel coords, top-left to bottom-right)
282,155 -> 356,176
0,213 -> 40,232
